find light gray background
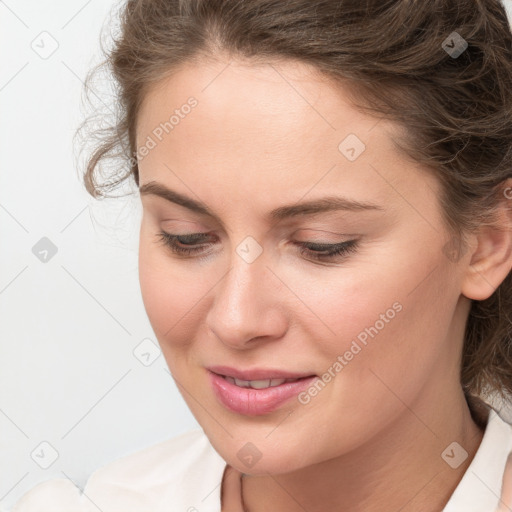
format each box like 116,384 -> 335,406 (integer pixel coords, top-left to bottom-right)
1,0 -> 512,510
0,1 -> 199,509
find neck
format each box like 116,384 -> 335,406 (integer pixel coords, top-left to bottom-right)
241,389 -> 486,512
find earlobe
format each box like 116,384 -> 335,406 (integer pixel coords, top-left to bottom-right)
461,178 -> 512,302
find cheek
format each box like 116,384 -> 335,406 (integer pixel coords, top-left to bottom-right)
138,230 -> 205,344
297,239 -> 453,382
323,253 -> 457,411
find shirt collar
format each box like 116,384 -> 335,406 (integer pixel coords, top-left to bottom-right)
200,406 -> 512,512
442,407 -> 512,511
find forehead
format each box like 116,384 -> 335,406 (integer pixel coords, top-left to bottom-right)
135,56 -> 437,219
136,56 -> 397,157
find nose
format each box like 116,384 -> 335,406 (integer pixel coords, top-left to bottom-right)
205,248 -> 288,350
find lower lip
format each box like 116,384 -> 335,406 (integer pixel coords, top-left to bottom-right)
208,371 -> 318,416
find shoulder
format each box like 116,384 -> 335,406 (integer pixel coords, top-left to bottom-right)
9,478 -> 89,512
10,428 -> 226,512
87,427 -> 220,485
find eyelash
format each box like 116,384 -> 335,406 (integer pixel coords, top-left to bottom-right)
155,231 -> 359,262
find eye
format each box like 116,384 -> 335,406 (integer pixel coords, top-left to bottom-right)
156,231 -> 213,257
155,231 -> 359,262
293,239 -> 359,261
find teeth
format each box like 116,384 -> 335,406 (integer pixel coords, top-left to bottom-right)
225,376 -> 300,389
270,378 -> 288,386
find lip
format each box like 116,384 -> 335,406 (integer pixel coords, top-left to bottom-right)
208,369 -> 318,416
207,365 -> 316,381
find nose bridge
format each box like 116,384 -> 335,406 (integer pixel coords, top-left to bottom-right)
217,243 -> 268,317
206,239 -> 285,345
218,230 -> 270,304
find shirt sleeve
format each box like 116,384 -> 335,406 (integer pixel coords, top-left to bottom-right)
9,479 -> 90,512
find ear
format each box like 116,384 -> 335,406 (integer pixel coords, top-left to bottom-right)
461,178 -> 512,302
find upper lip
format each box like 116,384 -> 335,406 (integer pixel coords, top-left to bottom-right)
207,365 -> 316,380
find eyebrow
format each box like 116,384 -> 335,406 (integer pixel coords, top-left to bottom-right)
139,181 -> 384,225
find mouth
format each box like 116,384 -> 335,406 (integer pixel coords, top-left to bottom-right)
207,366 -> 319,415
207,365 -> 316,388
217,374 -> 313,389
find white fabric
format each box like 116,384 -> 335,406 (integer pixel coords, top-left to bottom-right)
10,408 -> 512,512
442,407 -> 512,511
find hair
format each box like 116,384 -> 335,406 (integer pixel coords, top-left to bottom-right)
78,0 -> 512,426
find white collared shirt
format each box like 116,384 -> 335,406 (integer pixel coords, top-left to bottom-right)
9,407 -> 512,512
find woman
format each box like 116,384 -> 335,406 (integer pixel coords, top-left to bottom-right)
12,0 -> 512,510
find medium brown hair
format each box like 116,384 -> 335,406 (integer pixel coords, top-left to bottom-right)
78,0 -> 512,424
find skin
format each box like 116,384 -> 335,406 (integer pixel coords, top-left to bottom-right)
135,55 -> 512,512
224,452 -> 512,511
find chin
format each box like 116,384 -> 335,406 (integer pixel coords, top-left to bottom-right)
227,453 -> 306,476
207,433 -> 312,475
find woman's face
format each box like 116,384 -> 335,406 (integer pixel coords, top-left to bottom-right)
136,56 -> 471,474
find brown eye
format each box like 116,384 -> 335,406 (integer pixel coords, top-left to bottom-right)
156,231 -> 214,256
293,240 -> 359,261
156,231 -> 359,263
